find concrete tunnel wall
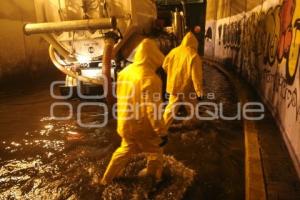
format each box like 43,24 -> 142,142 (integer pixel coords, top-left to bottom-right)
0,0 -> 50,82
205,0 -> 300,172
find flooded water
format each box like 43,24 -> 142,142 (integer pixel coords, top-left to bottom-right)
0,65 -> 244,199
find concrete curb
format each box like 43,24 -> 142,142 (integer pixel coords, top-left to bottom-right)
204,59 -> 266,200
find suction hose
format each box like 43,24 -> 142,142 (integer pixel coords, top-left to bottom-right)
102,37 -> 116,107
49,45 -> 104,85
49,37 -> 116,108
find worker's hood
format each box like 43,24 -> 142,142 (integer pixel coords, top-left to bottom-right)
181,32 -> 199,51
134,38 -> 165,71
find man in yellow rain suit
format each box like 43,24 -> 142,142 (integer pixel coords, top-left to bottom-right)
101,39 -> 167,185
163,31 -> 203,129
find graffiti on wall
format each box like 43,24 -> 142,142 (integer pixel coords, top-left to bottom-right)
278,0 -> 300,84
263,68 -> 300,121
218,21 -> 242,50
216,0 -> 300,121
218,0 -> 300,84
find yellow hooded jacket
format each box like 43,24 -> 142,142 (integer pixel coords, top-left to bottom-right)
163,32 -> 203,97
116,39 -> 166,138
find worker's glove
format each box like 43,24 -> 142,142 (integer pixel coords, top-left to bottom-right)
159,136 -> 169,147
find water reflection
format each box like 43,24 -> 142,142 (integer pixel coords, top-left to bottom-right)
0,66 -> 244,199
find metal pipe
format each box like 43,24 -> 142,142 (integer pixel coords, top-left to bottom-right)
181,0 -> 187,32
24,17 -> 116,35
172,9 -> 184,42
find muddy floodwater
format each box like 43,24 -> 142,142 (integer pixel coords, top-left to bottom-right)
0,65 -> 244,199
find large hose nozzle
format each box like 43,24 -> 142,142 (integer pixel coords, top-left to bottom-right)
24,17 -> 117,35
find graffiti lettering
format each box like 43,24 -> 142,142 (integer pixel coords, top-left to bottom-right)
263,69 -> 300,121
219,0 -> 300,85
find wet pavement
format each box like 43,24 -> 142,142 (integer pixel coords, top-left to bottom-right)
0,65 -> 244,199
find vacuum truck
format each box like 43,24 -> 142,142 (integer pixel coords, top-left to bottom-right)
24,0 -> 206,103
